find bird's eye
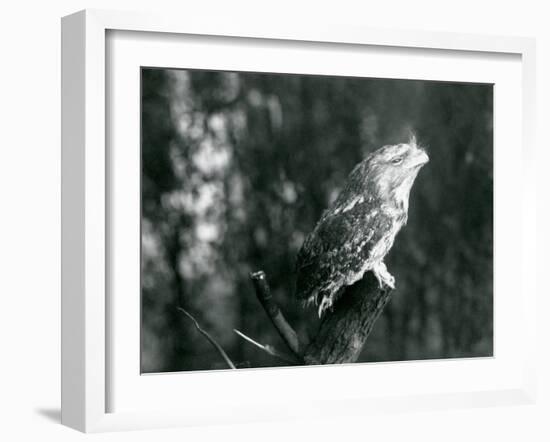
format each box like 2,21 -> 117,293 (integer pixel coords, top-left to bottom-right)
391,156 -> 403,165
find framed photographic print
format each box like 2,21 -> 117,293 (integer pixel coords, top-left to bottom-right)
61,9 -> 537,432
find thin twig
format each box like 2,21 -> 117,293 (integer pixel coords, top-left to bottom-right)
178,307 -> 237,370
250,271 -> 303,359
233,329 -> 299,364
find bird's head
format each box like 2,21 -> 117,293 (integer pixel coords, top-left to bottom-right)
364,135 -> 429,210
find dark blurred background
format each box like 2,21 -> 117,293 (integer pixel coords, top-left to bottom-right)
140,68 -> 493,373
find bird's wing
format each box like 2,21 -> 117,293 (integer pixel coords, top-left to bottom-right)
295,199 -> 393,303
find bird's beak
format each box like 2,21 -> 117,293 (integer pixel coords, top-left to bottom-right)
410,147 -> 429,168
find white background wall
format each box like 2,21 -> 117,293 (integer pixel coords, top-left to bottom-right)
0,1 -> 547,441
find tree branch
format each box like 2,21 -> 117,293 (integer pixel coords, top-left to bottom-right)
177,307 -> 237,370
233,329 -> 299,364
249,271 -> 303,360
248,270 -> 393,365
179,267 -> 392,368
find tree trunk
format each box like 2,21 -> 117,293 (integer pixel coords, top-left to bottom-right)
241,270 -> 393,366
303,272 -> 392,364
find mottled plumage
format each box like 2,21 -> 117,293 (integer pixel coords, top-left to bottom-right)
295,136 -> 429,316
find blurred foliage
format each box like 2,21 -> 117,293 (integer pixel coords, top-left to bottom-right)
140,68 -> 493,373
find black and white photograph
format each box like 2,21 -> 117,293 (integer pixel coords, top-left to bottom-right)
3,1 -> 548,439
140,67 -> 493,373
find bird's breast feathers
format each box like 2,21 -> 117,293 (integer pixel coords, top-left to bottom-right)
295,196 -> 405,306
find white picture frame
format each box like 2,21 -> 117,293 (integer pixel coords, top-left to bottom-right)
61,9 -> 537,433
